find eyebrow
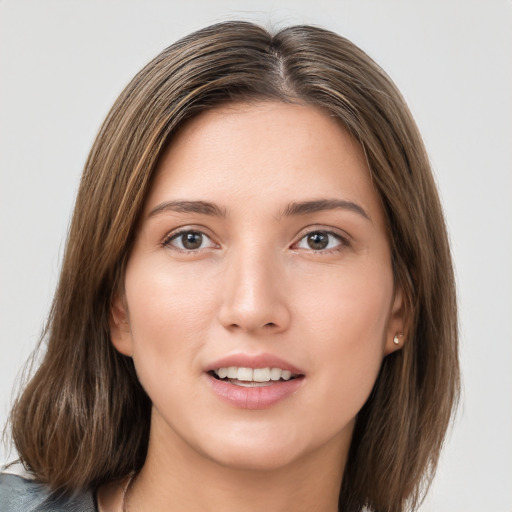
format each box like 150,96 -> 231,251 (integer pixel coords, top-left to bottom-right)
280,199 -> 371,222
148,198 -> 370,222
148,200 -> 227,218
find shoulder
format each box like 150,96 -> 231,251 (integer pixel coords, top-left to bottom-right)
0,464 -> 97,512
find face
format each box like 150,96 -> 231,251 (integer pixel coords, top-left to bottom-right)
110,102 -> 403,472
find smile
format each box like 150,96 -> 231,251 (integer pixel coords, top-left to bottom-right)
210,366 -> 299,386
205,354 -> 305,409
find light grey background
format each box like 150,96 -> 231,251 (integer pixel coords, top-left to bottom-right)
1,1 -> 511,510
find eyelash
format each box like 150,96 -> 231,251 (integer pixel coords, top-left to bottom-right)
162,229 -> 217,252
292,230 -> 350,253
162,228 -> 350,254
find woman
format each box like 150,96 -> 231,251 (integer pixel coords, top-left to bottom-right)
0,21 -> 459,512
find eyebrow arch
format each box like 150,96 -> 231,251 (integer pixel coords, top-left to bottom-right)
280,199 -> 371,222
148,200 -> 227,218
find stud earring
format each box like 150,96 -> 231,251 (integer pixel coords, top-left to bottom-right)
393,334 -> 401,345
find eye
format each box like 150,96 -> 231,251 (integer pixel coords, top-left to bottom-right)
294,230 -> 347,252
164,230 -> 216,251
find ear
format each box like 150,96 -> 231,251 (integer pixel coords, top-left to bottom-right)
384,287 -> 406,355
109,294 -> 134,357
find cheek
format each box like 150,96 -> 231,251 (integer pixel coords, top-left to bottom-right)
123,260 -> 217,374
297,259 -> 393,344
295,263 -> 393,409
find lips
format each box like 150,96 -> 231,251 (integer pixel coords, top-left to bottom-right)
204,353 -> 305,409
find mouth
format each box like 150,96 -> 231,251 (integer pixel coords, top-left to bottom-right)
205,356 -> 305,409
209,366 -> 302,387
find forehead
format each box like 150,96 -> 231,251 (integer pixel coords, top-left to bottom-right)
145,101 -> 385,227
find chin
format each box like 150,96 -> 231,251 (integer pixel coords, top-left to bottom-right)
208,443 -> 302,472
195,426 -> 318,472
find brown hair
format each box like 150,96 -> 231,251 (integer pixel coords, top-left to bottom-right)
9,21 -> 459,511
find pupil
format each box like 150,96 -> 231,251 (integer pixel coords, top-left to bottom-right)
307,232 -> 328,250
183,232 -> 202,249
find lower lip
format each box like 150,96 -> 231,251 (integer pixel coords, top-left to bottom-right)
206,374 -> 304,410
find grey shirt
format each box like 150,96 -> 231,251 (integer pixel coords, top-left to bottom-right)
0,473 -> 97,512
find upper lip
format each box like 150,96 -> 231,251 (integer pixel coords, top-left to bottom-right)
205,353 -> 304,375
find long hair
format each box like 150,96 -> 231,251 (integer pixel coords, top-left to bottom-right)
9,21 -> 459,511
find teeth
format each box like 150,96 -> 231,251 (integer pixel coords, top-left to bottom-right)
253,368 -> 270,382
213,367 -> 297,382
269,368 -> 282,381
237,367 -> 253,381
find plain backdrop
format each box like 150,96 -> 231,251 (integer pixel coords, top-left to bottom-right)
1,1 -> 511,510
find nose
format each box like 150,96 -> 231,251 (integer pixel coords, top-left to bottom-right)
217,245 -> 291,334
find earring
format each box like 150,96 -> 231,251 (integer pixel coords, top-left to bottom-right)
393,334 -> 401,345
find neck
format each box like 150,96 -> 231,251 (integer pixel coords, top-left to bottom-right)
124,417 -> 349,512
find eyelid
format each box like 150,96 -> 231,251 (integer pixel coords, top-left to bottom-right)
291,226 -> 352,252
162,226 -> 219,251
160,224 -> 351,253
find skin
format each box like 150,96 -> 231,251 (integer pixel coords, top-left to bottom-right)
101,101 -> 404,512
